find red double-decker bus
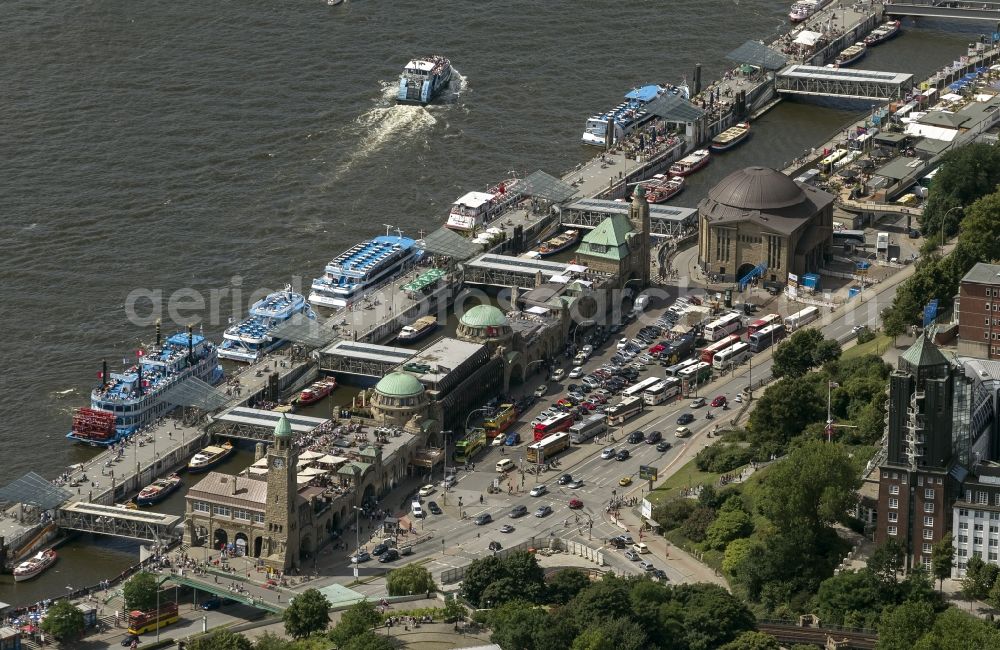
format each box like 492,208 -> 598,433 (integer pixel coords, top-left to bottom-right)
699,334 -> 739,364
532,413 -> 574,441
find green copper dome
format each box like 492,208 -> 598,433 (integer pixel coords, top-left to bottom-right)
274,413 -> 293,438
634,184 -> 646,198
375,372 -> 425,397
460,304 -> 508,329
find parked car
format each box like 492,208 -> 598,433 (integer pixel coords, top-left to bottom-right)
379,549 -> 399,563
350,551 -> 371,564
441,475 -> 457,489
411,503 -> 424,518
534,385 -> 548,398
418,484 -> 435,497
535,505 -> 553,518
638,560 -> 655,571
569,366 -> 584,378
617,338 -> 629,350
551,368 -> 566,381
624,550 -> 639,561
504,432 -> 521,446
475,513 -> 493,526
632,542 -> 649,554
372,543 -> 389,556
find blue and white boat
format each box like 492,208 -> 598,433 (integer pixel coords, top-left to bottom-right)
67,328 -> 224,446
397,56 -> 453,105
219,287 -> 315,363
581,83 -> 689,147
309,229 -> 421,308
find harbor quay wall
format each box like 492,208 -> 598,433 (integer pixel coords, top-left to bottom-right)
807,11 -> 881,67
597,143 -> 687,201
88,434 -> 208,508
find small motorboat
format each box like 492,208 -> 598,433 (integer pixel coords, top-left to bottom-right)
669,149 -> 711,177
188,442 -> 234,473
710,122 -> 751,152
396,316 -> 439,344
13,550 -> 57,582
294,378 -> 337,406
136,473 -> 183,506
835,42 -> 867,67
864,20 -> 901,47
537,229 -> 580,257
639,175 -> 685,203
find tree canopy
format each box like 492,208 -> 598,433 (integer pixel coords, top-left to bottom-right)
462,551 -> 546,608
386,563 -> 435,596
187,629 -> 252,650
328,599 -> 379,648
918,142 -> 1000,243
40,600 -> 85,644
122,571 -> 159,612
282,588 -> 331,639
772,329 -> 841,379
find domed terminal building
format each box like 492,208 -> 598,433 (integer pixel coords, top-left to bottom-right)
697,166 -> 834,284
370,371 -> 430,427
456,305 -> 514,349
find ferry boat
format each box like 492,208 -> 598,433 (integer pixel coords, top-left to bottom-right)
188,442 -> 234,473
582,83 -> 690,147
445,177 -> 524,233
397,56 -> 453,105
294,378 -> 338,406
13,550 -> 57,582
309,228 -> 421,308
396,316 -> 438,344
219,287 -> 315,363
67,327 -> 224,446
864,20 -> 902,47
669,149 -> 711,177
136,473 -> 183,506
711,122 -> 751,152
789,0 -> 824,22
835,42 -> 867,67
537,229 -> 580,257
639,174 -> 685,204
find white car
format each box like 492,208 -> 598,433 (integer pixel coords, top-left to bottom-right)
734,393 -> 743,403
569,366 -> 584,379
492,434 -> 505,446
534,385 -> 548,398
601,448 -> 616,460
529,485 -> 548,497
582,345 -> 594,357
418,484 -> 435,497
441,476 -> 457,489
617,338 -> 629,350
551,368 -> 566,382
411,502 -> 424,518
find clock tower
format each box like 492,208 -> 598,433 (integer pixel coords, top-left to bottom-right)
264,413 -> 299,570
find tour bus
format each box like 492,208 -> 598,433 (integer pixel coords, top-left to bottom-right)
483,403 -> 517,436
784,306 -> 819,331
749,322 -> 786,353
666,357 -> 699,377
532,412 -> 575,441
747,313 -> 780,336
713,341 -> 752,370
453,428 -> 487,464
644,377 -> 681,405
703,312 -> 742,341
526,431 -> 571,464
678,361 -> 712,386
621,376 -> 663,400
128,602 -> 179,635
606,396 -> 644,426
569,414 -> 608,444
700,334 -> 740,363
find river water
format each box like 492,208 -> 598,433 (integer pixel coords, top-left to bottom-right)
0,0 -> 986,605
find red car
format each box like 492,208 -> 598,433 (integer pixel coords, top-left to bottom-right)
568,498 -> 584,509
589,394 -> 608,404
649,344 -> 665,354
711,395 -> 727,408
581,401 -> 597,411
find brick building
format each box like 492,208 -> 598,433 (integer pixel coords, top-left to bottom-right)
957,262 -> 1000,360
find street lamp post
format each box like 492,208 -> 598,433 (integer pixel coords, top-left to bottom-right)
352,505 -> 363,579
942,205 -> 963,248
441,430 -> 452,486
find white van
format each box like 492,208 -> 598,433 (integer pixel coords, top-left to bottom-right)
411,502 -> 424,518
496,458 -> 515,473
632,542 -> 649,554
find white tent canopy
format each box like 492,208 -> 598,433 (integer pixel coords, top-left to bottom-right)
794,31 -> 823,47
299,450 -> 323,460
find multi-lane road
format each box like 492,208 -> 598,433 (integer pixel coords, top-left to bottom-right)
336,269 -> 908,587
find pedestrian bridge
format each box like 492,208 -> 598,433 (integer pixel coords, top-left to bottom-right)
168,573 -> 285,613
776,65 -> 914,101
55,502 -> 182,543
886,0 -> 1000,21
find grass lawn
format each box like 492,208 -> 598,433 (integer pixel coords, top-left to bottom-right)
842,332 -> 893,361
647,457 -> 722,505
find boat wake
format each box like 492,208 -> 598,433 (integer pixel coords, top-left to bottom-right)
325,103 -> 437,185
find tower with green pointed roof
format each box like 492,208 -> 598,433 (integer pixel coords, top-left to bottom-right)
264,413 -> 299,570
876,334 -> 957,568
628,183 -> 651,286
